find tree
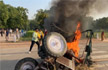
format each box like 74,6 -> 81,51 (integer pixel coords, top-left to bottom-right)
35,9 -> 48,29
29,9 -> 48,30
29,20 -> 38,30
93,17 -> 108,30
7,6 -> 28,29
16,7 -> 28,29
0,1 -> 28,29
0,1 -> 9,28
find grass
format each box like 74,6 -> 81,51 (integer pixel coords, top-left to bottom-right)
20,30 -> 34,41
20,30 -> 108,41
93,32 -> 108,38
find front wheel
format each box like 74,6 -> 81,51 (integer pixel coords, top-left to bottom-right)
15,57 -> 38,70
44,32 -> 67,57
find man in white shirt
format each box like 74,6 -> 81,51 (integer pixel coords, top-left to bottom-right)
29,28 -> 40,53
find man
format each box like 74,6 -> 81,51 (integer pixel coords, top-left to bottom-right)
28,28 -> 40,53
1,28 -> 4,37
9,29 -> 12,36
16,28 -> 19,39
5,29 -> 9,41
101,31 -> 104,41
39,29 -> 44,39
39,29 -> 44,46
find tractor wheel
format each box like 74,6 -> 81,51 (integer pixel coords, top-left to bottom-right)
44,32 -> 67,57
15,57 -> 38,70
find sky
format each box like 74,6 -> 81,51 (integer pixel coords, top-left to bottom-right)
3,0 -> 52,19
3,0 -> 108,20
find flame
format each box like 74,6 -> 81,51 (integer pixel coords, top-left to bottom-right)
67,22 -> 81,58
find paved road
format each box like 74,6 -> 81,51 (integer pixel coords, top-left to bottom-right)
0,41 -> 39,70
79,39 -> 108,70
1,35 -> 108,70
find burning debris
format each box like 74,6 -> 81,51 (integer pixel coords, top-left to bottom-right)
67,22 -> 81,61
44,0 -> 96,65
44,0 -> 95,42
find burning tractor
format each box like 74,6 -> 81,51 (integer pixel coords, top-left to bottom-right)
15,23 -> 93,70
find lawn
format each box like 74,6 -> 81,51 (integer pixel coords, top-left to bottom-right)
93,31 -> 108,38
20,30 -> 108,41
20,30 -> 34,41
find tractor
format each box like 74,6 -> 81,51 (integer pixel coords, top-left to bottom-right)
15,30 -> 93,70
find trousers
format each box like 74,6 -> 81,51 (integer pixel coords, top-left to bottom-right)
29,41 -> 40,51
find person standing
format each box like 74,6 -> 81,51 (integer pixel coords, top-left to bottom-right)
44,29 -> 48,36
5,29 -> 9,41
21,29 -> 24,37
16,28 -> 19,39
39,29 -> 44,39
9,29 -> 12,36
39,29 -> 44,46
101,31 -> 105,41
28,28 -> 40,53
1,28 -> 4,37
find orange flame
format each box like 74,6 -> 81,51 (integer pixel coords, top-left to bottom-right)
67,22 -> 81,58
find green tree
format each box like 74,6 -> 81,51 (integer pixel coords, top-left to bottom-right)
29,20 -> 38,30
35,9 -> 48,29
16,7 -> 28,29
0,1 -> 9,28
0,1 -> 28,29
29,9 -> 48,30
93,17 -> 108,30
7,6 -> 28,29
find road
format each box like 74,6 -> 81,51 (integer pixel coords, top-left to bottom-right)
79,39 -> 108,70
0,35 -> 108,70
0,41 -> 39,70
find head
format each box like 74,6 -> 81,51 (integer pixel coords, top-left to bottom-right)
34,28 -> 38,32
45,29 -> 47,31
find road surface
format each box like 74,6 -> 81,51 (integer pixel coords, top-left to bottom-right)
79,39 -> 108,70
0,35 -> 108,70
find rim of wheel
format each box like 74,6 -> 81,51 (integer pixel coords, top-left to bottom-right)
48,35 -> 65,53
20,62 -> 35,70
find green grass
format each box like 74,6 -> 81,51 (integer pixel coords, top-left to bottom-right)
20,30 -> 34,41
20,30 -> 108,41
93,32 -> 108,38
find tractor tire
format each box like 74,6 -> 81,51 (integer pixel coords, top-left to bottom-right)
44,32 -> 67,57
15,57 -> 38,70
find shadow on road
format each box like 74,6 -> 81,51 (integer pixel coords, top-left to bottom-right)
1,59 -> 19,70
0,51 -> 37,55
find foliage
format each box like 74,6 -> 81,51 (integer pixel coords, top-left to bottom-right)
93,31 -> 108,38
35,9 -> 48,29
29,9 -> 48,30
20,30 -> 34,41
92,17 -> 108,30
0,1 -> 28,29
29,20 -> 39,30
0,1 -> 9,28
23,30 -> 34,37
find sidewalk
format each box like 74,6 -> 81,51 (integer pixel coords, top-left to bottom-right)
0,34 -> 18,42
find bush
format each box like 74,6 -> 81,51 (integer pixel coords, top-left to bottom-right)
20,30 -> 34,41
24,31 -> 34,37
93,32 -> 108,38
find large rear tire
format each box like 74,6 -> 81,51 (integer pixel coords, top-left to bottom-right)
15,57 -> 38,70
44,32 -> 67,57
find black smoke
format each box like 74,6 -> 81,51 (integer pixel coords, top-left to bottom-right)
44,0 -> 95,42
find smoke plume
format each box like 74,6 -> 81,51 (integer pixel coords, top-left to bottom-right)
88,0 -> 108,19
44,0 -> 96,42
